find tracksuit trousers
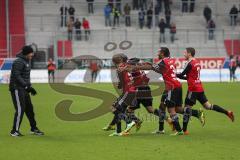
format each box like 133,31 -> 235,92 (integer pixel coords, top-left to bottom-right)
10,89 -> 37,132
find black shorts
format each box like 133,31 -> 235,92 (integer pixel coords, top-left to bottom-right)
185,91 -> 208,106
161,87 -> 183,108
112,92 -> 137,112
130,86 -> 153,110
48,70 -> 55,75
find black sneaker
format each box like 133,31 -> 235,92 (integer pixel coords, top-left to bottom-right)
10,131 -> 24,137
30,128 -> 44,136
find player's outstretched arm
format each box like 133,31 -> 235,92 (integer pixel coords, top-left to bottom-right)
134,63 -> 153,71
117,64 -> 152,72
176,62 -> 192,80
117,65 -> 134,72
176,74 -> 187,80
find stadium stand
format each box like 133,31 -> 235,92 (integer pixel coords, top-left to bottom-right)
0,0 -> 7,58
1,0 -> 25,58
4,0 -> 240,59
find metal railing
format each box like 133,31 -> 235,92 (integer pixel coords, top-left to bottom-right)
24,13 -> 240,32
6,28 -> 240,60
52,28 -> 240,58
24,0 -> 240,16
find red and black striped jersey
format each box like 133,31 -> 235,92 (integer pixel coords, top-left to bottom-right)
153,57 -> 182,90
177,59 -> 204,92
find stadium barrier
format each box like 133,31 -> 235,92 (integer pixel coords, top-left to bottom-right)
0,69 -> 239,84
0,57 -> 239,83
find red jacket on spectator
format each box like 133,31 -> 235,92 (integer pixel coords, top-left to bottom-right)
83,19 -> 90,29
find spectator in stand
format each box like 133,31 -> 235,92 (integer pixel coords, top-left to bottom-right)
86,0 -> 94,14
83,18 -> 90,41
229,55 -> 237,82
147,0 -> 153,9
237,4 -> 240,11
104,4 -> 112,27
60,5 -> 68,27
190,0 -> 195,12
156,0 -> 163,13
139,0 -> 147,10
67,18 -> 74,41
170,22 -> 176,43
108,0 -> 114,9
146,7 -> 153,29
158,18 -> 166,43
182,0 -> 188,13
164,0 -> 170,11
229,5 -> 238,26
74,18 -> 82,41
154,4 -> 160,26
165,8 -> 171,27
203,5 -> 212,23
113,7 -> 121,27
116,0 -> 122,13
133,0 -> 139,10
124,3 -> 131,27
68,5 -> 75,21
207,19 -> 216,40
138,8 -> 145,29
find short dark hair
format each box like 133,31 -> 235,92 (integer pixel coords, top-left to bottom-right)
112,53 -> 128,64
186,47 -> 195,57
120,53 -> 128,62
160,47 -> 170,57
112,54 -> 122,65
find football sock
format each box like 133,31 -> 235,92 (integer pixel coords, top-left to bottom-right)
119,113 -> 131,124
113,112 -> 122,133
182,108 -> 191,132
116,121 -> 122,133
153,109 -> 160,117
211,104 -> 228,115
159,109 -> 166,131
191,109 -> 200,118
127,111 -> 140,123
110,114 -> 118,125
171,114 -> 182,132
113,110 -> 130,124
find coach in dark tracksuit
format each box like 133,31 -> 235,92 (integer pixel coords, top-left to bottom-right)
9,45 -> 44,137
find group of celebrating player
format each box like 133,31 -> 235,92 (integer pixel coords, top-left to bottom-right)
103,47 -> 235,136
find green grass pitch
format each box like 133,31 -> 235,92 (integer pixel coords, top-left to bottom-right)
0,82 -> 239,160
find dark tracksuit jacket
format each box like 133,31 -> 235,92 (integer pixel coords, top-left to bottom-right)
9,53 -> 37,132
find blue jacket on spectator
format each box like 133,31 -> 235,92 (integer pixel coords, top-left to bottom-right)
138,9 -> 145,21
104,5 -> 112,17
